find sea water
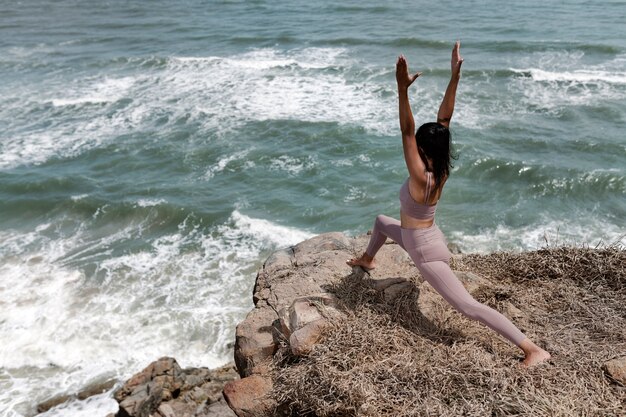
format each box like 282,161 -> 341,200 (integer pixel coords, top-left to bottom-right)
0,0 -> 624,415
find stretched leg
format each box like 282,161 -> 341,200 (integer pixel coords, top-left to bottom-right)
417,261 -> 526,345
347,214 -> 404,270
416,260 -> 550,366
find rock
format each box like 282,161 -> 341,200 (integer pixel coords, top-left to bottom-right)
454,271 -> 492,294
206,400 -> 240,416
36,378 -> 117,413
278,294 -> 340,338
287,298 -> 324,331
230,232 -> 501,416
368,276 -> 408,292
275,294 -> 342,356
234,307 -> 278,378
503,301 -> 526,319
238,233 -> 357,377
156,403 -> 176,417
223,375 -> 275,417
114,357 -> 181,404
603,357 -> 626,386
36,394 -> 72,414
77,379 -> 117,400
290,318 -> 329,356
417,282 -> 446,322
112,358 -> 238,417
447,242 -> 462,254
383,281 -> 414,302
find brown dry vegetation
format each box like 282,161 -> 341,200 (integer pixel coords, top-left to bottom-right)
271,245 -> 626,416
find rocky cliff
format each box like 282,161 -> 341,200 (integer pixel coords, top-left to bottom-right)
225,232 -> 626,416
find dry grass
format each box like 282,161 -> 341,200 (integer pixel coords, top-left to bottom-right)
271,245 -> 626,416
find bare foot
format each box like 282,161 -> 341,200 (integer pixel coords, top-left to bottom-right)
521,349 -> 551,367
519,338 -> 551,368
346,253 -> 376,271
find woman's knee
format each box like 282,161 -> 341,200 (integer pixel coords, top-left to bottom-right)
375,214 -> 389,226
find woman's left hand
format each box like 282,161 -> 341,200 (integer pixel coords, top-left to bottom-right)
451,41 -> 464,79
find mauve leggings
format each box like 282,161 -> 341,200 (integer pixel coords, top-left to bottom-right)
365,214 -> 526,347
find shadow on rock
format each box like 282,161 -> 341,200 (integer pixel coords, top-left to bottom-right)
324,268 -> 466,347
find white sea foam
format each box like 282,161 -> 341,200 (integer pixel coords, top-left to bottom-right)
51,77 -> 136,107
204,150 -> 250,179
2,46 -> 626,169
0,75 -> 141,168
1,46 -> 485,169
448,219 -> 625,254
70,194 -> 89,201
333,158 -> 354,167
343,186 -> 367,203
226,210 -> 314,248
135,198 -> 167,207
512,68 -> 626,84
0,210 -> 313,416
165,48 -> 400,136
269,155 -> 317,175
505,53 -> 626,112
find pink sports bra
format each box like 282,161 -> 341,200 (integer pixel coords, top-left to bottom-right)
399,173 -> 437,220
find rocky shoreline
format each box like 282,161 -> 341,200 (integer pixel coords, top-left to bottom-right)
37,232 -> 625,416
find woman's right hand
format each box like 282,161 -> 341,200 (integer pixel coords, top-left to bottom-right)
396,55 -> 422,90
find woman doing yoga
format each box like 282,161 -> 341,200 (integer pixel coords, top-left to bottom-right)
347,42 -> 551,367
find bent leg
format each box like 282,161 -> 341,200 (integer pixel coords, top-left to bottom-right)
365,214 -> 405,257
416,260 -> 526,346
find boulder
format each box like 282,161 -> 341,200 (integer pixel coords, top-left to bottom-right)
234,307 -> 278,378
602,357 -> 626,386
383,281 -> 414,302
289,319 -> 329,356
454,271 -> 492,294
36,378 -> 117,413
223,375 -> 275,417
278,293 -> 340,339
112,357 -> 238,417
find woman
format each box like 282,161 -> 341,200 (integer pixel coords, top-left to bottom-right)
348,42 -> 551,367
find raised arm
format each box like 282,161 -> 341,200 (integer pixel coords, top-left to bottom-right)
437,41 -> 464,128
397,55 -> 421,136
396,55 -> 427,181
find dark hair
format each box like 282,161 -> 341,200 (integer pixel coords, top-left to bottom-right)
415,122 -> 457,190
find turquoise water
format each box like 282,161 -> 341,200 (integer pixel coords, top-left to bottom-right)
1,1 -> 625,415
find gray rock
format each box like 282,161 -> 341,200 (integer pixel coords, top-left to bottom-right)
112,357 -> 238,417
447,242 -> 462,254
603,357 -> 626,386
383,281 -> 414,302
454,271 -> 492,294
278,293 -> 341,338
233,307 -> 278,378
36,378 -> 117,414
222,375 -> 275,417
206,400 -> 239,417
289,319 -> 329,356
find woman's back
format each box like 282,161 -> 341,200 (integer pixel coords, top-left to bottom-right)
400,174 -> 446,229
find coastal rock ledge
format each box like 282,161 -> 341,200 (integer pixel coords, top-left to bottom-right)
224,231 -> 473,415
225,232 -> 626,416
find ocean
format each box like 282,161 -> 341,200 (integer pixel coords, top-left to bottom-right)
1,0 -> 624,415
